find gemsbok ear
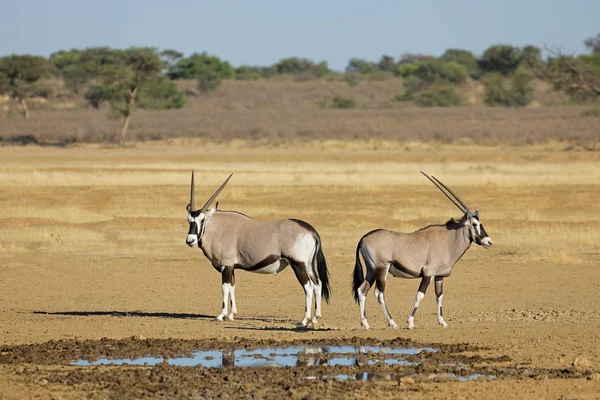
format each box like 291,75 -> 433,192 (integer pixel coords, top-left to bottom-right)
207,205 -> 217,217
466,210 -> 474,219
186,203 -> 192,212
474,209 -> 480,217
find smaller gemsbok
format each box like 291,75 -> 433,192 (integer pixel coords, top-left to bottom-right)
352,171 -> 492,330
185,172 -> 331,326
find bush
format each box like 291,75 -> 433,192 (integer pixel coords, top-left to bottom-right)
480,45 -> 522,76
395,63 -> 420,78
321,96 -> 357,109
440,49 -> 481,79
483,68 -> 534,107
582,108 -> 600,117
344,71 -> 361,86
197,71 -> 221,94
412,86 -> 461,107
414,60 -> 469,85
136,77 -> 185,109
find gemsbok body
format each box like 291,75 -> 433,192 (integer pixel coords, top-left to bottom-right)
351,171 -> 492,330
185,172 -> 331,327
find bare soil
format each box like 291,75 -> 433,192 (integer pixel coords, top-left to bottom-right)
0,141 -> 599,398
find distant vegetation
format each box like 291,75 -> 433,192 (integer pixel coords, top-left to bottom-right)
0,33 -> 598,144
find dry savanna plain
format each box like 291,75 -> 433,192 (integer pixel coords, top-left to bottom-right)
1,101 -> 600,398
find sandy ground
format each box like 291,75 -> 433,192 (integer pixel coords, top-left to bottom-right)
0,140 -> 599,398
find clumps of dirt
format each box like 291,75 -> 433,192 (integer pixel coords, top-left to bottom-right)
1,337 -> 598,399
0,336 -> 486,366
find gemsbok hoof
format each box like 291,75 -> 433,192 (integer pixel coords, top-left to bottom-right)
216,315 -> 225,321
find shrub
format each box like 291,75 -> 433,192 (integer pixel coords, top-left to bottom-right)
344,71 -> 361,86
321,96 -> 357,109
197,71 -> 221,94
331,96 -> 357,109
395,63 -> 420,78
412,86 -> 461,107
483,68 -> 534,107
440,49 -> 481,79
414,60 -> 469,85
479,45 -> 522,76
582,108 -> 600,117
136,77 -> 185,109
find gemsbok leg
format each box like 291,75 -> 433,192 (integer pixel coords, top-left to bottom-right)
217,266 -> 234,321
229,269 -> 238,319
357,256 -> 377,330
313,280 -> 323,321
291,261 -> 313,327
435,277 -> 449,328
407,277 -> 432,329
373,265 -> 399,329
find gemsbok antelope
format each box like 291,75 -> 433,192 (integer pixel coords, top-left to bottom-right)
351,171 -> 492,330
185,172 -> 331,326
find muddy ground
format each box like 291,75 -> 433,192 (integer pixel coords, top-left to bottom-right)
0,141 -> 599,398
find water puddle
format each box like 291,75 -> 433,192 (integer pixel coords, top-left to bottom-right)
71,345 -> 437,368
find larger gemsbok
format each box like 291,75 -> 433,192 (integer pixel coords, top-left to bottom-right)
185,172 -> 331,326
351,171 -> 492,330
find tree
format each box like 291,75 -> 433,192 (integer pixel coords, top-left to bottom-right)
441,49 -> 480,78
483,67 -> 534,107
50,49 -> 90,95
479,45 -> 523,76
377,55 -> 396,73
84,48 -> 165,144
346,58 -> 376,74
137,76 -> 185,109
0,55 -> 52,118
169,52 -> 235,80
584,33 -> 600,54
531,46 -> 600,99
160,49 -> 184,77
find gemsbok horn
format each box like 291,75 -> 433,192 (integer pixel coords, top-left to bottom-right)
351,171 -> 492,330
185,172 -> 331,326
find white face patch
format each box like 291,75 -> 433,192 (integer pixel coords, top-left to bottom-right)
186,212 -> 206,246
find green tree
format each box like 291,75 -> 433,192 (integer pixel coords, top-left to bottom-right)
479,45 -> 523,76
169,52 -> 235,80
483,67 -> 534,107
377,55 -> 396,73
440,49 -> 480,78
137,76 -> 185,109
160,49 -> 184,72
0,55 -> 52,118
346,58 -> 376,74
84,47 -> 165,144
414,60 -> 469,85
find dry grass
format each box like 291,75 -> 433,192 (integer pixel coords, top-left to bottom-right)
0,80 -> 597,145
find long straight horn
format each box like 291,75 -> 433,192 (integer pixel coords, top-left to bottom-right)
420,171 -> 467,213
200,173 -> 234,213
431,175 -> 470,212
190,170 -> 195,210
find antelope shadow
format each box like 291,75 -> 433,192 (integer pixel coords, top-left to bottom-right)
33,310 -> 214,319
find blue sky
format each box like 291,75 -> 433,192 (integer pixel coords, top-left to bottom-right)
1,0 -> 598,70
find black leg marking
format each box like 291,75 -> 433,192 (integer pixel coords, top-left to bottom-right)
410,277 -> 431,317
434,276 -> 443,297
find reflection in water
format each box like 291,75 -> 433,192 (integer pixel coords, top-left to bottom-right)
71,345 -> 437,368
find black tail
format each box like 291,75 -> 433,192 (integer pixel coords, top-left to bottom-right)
315,237 -> 331,304
352,239 -> 365,304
